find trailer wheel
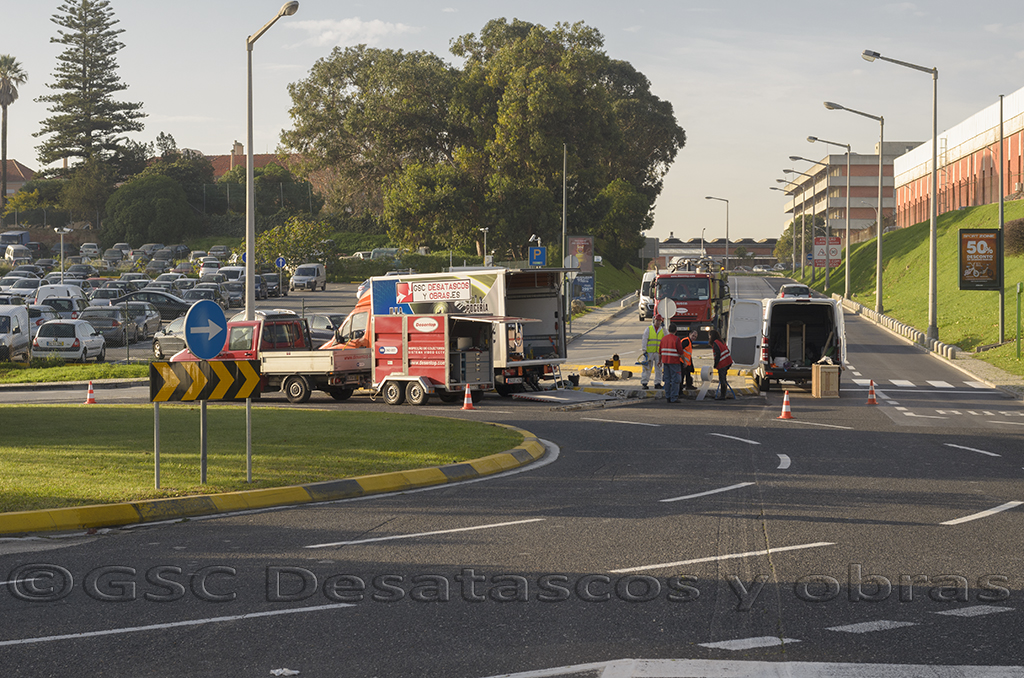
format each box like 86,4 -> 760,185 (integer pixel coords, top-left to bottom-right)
328,387 -> 354,401
382,380 -> 405,406
284,376 -> 311,403
494,382 -> 513,397
406,381 -> 429,406
470,389 -> 483,404
437,389 -> 459,403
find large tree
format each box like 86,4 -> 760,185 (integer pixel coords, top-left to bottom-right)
0,54 -> 27,223
34,0 -> 145,175
103,173 -> 197,245
283,19 -> 685,265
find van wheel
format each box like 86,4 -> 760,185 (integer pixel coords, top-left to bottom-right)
284,376 -> 311,403
382,380 -> 405,406
321,282 -> 326,291
405,381 -> 428,406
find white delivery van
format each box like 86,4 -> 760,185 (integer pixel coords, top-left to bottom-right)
0,305 -> 32,362
727,296 -> 846,393
33,284 -> 88,305
290,263 -> 326,292
637,270 -> 658,321
5,244 -> 31,263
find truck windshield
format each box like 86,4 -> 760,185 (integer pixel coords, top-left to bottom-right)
657,279 -> 709,301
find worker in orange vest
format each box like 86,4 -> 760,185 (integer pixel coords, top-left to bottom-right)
709,329 -> 733,400
659,323 -> 684,403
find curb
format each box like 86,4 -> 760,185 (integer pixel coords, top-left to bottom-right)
0,423 -> 546,536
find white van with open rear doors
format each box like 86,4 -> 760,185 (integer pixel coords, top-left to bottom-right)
727,296 -> 846,393
637,270 -> 658,321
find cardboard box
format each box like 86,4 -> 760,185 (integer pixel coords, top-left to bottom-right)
812,363 -> 840,398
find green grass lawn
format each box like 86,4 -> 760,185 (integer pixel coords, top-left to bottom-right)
795,200 -> 1024,376
0,361 -> 149,384
0,405 -> 523,513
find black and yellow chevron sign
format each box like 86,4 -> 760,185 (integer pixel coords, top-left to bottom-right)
149,361 -> 262,402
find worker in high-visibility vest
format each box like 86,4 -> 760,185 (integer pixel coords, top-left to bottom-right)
679,329 -> 697,390
640,315 -> 664,390
709,329 -> 733,400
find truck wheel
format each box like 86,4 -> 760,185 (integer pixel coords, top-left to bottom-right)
382,380 -> 405,405
328,388 -> 353,401
494,382 -> 512,397
405,381 -> 429,406
284,376 -> 311,403
470,389 -> 483,404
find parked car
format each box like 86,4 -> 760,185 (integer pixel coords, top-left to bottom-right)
41,296 -> 91,320
308,313 -> 345,345
208,245 -> 231,259
34,259 -> 58,273
112,242 -> 132,254
152,315 -> 186,359
120,301 -> 163,339
79,243 -> 101,258
14,264 -> 45,278
189,250 -> 208,262
193,282 -> 231,310
140,243 -> 164,256
171,261 -> 195,275
66,263 -> 99,278
0,305 -> 32,362
119,272 -> 149,283
181,287 -> 226,309
89,287 -> 124,305
111,290 -> 190,321
33,319 -> 106,362
262,272 -> 285,297
27,304 -> 60,338
6,278 -> 43,297
145,259 -> 171,275
81,306 -> 138,346
772,263 -> 788,271
224,281 -> 245,308
777,284 -> 811,299
144,281 -> 176,294
289,263 -> 326,292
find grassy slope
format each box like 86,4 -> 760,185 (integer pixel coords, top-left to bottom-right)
794,200 -> 1024,376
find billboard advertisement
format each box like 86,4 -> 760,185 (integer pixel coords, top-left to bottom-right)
958,229 -> 1002,291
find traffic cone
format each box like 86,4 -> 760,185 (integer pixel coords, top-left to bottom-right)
461,384 -> 476,411
84,381 -> 97,405
866,380 -> 878,405
777,391 -> 793,419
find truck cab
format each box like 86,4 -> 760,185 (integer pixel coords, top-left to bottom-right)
172,310 -> 312,361
653,261 -> 730,344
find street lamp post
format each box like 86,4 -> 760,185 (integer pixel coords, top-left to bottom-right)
783,169 -> 819,280
777,178 -> 806,275
862,49 -> 938,339
769,186 -> 795,270
789,157 -> 830,287
54,227 -> 72,283
825,101 -> 885,314
808,136 -> 852,299
246,1 -> 299,322
479,227 -> 489,265
705,196 -> 729,271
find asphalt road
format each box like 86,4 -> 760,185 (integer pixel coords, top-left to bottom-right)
3,279 -> 1023,677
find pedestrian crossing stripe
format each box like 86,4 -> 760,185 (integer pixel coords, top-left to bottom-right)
851,378 -> 992,389
149,361 -> 261,402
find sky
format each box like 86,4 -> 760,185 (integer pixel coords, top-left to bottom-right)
2,0 -> 1023,244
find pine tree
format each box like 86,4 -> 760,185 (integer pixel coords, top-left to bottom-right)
34,0 -> 145,174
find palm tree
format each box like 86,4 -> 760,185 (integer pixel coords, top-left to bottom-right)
0,55 -> 28,224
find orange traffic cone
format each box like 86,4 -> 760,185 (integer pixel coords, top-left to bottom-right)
777,390 -> 793,419
461,384 -> 476,410
85,381 -> 97,405
866,380 -> 878,405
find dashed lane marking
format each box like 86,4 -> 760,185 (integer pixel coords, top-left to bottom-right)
609,542 -> 834,574
890,379 -> 916,388
659,482 -> 755,503
927,380 -> 955,388
933,605 -> 1014,618
944,443 -> 1000,457
581,418 -> 660,427
940,501 -> 1023,526
826,620 -> 917,634
708,433 -> 760,445
303,518 -> 546,548
699,637 -> 799,651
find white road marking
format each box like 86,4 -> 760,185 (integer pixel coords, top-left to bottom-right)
934,605 -> 1014,618
0,603 -> 354,647
890,379 -> 916,387
965,381 -> 989,389
941,501 -> 1023,526
582,418 -> 660,427
993,420 -> 1024,426
927,380 -> 955,388
826,620 -> 917,633
903,412 -> 947,419
700,636 -> 800,651
708,433 -> 760,445
305,518 -> 546,548
852,371 -> 862,377
852,378 -> 872,386
778,420 -> 854,430
777,454 -> 791,470
895,406 -> 908,411
659,482 -> 755,503
945,443 -> 1000,457
474,658 -> 1024,677
609,542 -> 834,574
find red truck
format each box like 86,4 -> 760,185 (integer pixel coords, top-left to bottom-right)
652,258 -> 731,344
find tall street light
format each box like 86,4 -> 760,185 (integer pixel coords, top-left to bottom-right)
783,169 -> 818,280
863,49 -> 938,340
789,157 -> 830,287
825,100 -> 885,314
808,136 -> 852,299
770,186 -> 796,270
777,178 -> 806,274
246,1 -> 299,322
54,227 -> 71,283
704,196 -> 729,271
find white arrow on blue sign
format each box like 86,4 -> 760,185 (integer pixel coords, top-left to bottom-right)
276,256 -> 287,268
184,299 -> 227,360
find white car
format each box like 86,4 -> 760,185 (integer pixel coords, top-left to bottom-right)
33,319 -> 106,362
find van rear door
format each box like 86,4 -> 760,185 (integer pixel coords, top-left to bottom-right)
726,299 -> 763,370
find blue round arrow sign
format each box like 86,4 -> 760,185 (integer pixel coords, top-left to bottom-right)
184,299 -> 227,360
276,256 -> 286,268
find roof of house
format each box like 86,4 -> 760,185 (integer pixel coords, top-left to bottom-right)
207,153 -> 288,179
2,160 -> 35,183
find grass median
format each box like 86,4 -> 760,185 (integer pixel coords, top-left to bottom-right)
0,405 -> 523,514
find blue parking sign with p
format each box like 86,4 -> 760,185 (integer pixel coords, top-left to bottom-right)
529,246 -> 546,267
